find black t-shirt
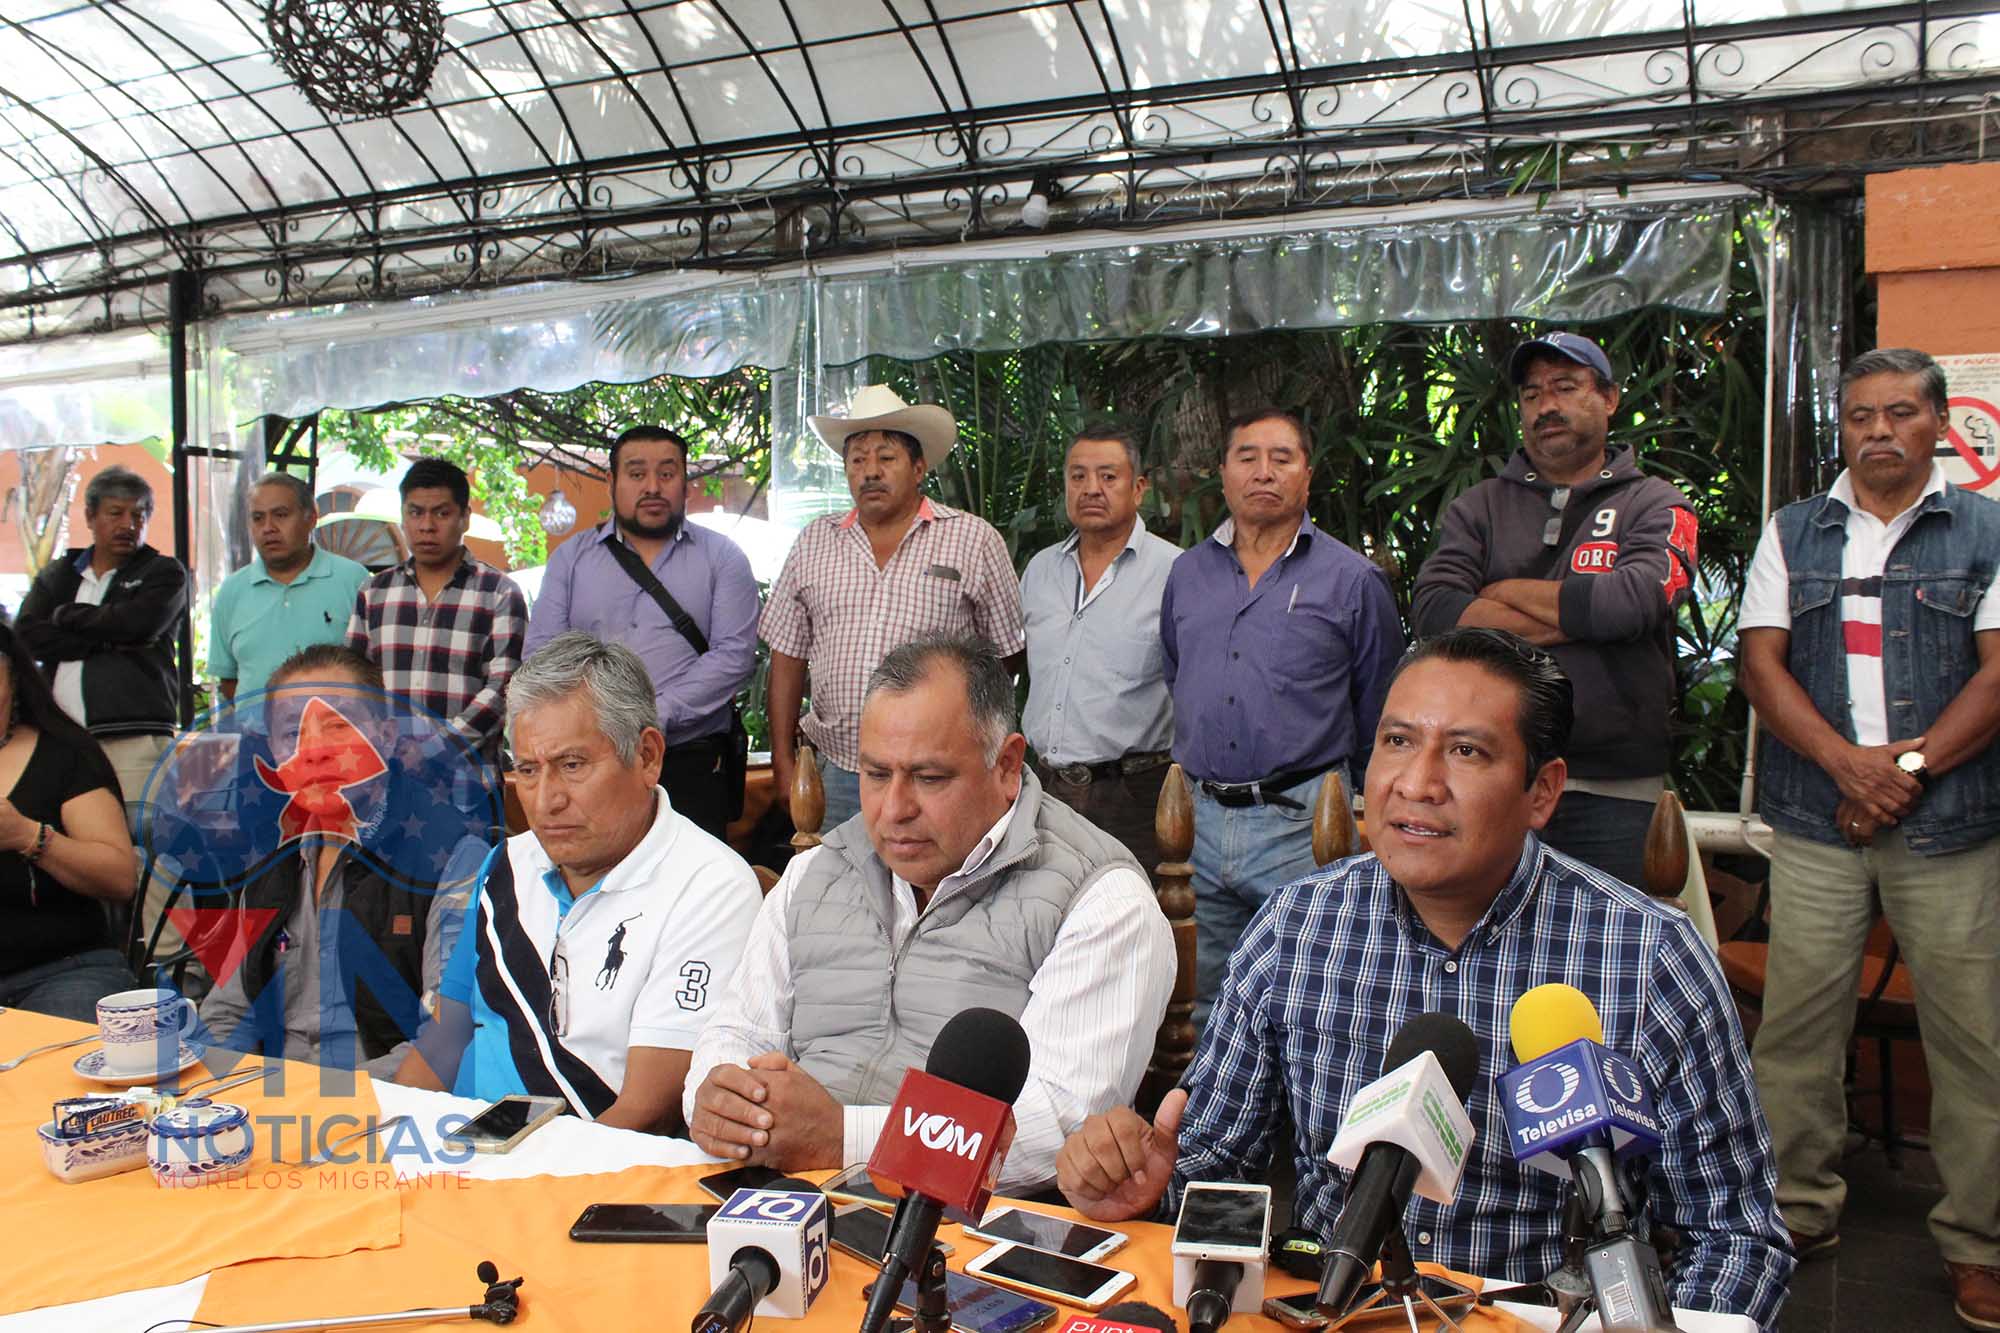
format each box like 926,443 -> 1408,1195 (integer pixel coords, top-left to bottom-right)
0,733 -> 120,975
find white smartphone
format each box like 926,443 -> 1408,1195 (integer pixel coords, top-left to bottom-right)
1171,1181 -> 1272,1263
961,1240 -> 1136,1310
823,1162 -> 899,1209
444,1094 -> 566,1153
964,1206 -> 1128,1261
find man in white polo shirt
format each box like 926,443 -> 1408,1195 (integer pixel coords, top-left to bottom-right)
394,633 -> 761,1132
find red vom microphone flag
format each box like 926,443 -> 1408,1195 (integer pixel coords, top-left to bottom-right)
866,1058 -> 1019,1223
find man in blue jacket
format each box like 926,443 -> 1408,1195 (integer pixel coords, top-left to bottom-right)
1739,347 -> 2000,1330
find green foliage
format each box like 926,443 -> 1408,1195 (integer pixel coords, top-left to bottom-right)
864,225 -> 1772,806
314,371 -> 773,568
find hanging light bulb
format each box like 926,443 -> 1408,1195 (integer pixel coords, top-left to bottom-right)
538,487 -> 577,536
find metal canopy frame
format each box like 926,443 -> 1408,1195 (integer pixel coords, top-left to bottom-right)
2,0 -> 1998,342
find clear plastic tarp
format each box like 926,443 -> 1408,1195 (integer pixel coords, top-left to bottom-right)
0,331 -> 172,450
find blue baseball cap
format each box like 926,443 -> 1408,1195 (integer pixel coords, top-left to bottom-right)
1509,333 -> 1614,386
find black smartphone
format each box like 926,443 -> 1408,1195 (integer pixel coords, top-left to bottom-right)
861,1270 -> 1058,1333
830,1202 -> 955,1266
568,1202 -> 717,1243
698,1164 -> 790,1201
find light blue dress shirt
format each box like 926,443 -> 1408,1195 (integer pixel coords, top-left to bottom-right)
1019,518 -> 1180,765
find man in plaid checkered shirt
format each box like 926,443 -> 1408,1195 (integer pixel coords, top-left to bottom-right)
762,385 -> 1026,829
345,458 -> 528,767
1057,629 -> 1792,1330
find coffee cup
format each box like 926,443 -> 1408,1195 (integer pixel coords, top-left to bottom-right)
96,988 -> 197,1075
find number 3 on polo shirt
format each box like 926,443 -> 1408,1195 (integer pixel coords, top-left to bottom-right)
676,960 -> 712,1011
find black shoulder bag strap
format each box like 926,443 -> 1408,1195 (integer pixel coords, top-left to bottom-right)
601,536 -> 749,820
603,536 -> 709,653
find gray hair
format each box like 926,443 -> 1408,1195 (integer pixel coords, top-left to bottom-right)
1842,347 -> 1950,419
250,471 -> 314,510
506,632 -> 659,765
84,465 -> 154,518
864,634 -> 1016,764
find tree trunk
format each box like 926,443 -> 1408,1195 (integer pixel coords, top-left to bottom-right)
16,446 -> 79,576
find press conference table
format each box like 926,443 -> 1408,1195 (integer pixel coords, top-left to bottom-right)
0,1012 -> 1754,1333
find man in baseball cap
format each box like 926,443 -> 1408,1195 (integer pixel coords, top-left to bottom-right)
1412,333 -> 1701,889
758,386 -> 1026,827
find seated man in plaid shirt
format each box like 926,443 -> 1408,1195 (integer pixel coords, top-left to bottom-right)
346,458 -> 528,770
1056,629 -> 1793,1331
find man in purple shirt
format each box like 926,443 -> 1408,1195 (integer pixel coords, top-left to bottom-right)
1161,407 -> 1404,1023
526,426 -> 759,837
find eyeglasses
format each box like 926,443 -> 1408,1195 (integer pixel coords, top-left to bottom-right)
1541,486 -> 1572,547
548,940 -> 569,1038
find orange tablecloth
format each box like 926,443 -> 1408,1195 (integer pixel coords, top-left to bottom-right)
195,1164 -> 1522,1332
0,1010 -> 403,1317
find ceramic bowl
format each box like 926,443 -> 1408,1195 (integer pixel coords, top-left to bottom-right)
36,1116 -> 149,1183
147,1099 -> 253,1188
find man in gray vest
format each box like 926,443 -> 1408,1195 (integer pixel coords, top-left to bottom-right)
685,634 -> 1175,1191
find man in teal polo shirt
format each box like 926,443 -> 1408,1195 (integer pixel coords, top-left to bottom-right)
211,473 -> 371,701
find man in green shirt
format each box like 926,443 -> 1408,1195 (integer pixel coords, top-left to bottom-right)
211,473 -> 371,701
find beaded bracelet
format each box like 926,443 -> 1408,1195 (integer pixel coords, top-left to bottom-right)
23,822 -> 51,864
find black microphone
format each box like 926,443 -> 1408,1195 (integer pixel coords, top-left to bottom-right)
857,1008 -> 1033,1333
1315,1013 -> 1481,1316
1098,1301 -> 1179,1333
1184,1260 -> 1242,1333
693,1248 -> 781,1333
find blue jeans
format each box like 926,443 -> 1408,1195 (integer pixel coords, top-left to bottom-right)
0,948 -> 140,1023
1539,791 -> 1655,891
1190,772 -> 1339,1028
817,754 -> 863,833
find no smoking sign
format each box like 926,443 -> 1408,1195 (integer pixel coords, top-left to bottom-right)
1938,355 -> 2000,493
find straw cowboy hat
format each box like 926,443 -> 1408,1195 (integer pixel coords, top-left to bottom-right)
808,384 -> 958,469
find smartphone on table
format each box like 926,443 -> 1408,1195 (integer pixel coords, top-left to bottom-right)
964,1206 -> 1127,1261
961,1240 -> 1136,1310
569,1203 -> 717,1243
830,1201 -> 955,1266
824,1162 -> 899,1209
444,1094 -> 566,1154
863,1269 -> 1058,1333
1171,1181 -> 1271,1260
698,1164 -> 791,1201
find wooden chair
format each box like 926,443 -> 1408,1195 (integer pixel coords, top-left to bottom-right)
1139,767 -> 1354,1112
1641,790 -> 1719,951
745,743 -> 827,894
1139,764 -> 1197,1113
1718,893 -> 1922,1164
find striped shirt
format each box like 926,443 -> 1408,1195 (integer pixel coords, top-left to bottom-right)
345,550 -> 528,756
760,499 -> 1026,771
1741,463 -> 2000,745
1168,839 -> 1791,1330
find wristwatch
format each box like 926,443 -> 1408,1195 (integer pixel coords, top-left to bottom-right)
1897,750 -> 1932,790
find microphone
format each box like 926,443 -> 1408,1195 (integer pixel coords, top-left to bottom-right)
1058,1304 -> 1179,1333
1170,1182 -> 1271,1333
1499,984 -> 1679,1333
692,1187 -> 831,1333
1315,1013 -> 1480,1317
858,1008 -> 1032,1333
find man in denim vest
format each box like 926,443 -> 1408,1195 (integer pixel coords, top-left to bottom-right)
1739,348 -> 2000,1329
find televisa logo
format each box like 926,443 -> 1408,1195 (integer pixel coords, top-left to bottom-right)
902,1108 -> 985,1159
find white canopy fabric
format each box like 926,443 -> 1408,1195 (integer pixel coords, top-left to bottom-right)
2,0 -> 1995,339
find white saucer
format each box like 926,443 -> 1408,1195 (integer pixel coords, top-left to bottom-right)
72,1042 -> 205,1086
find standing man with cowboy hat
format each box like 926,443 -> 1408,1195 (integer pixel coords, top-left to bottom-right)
761,386 -> 1026,829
